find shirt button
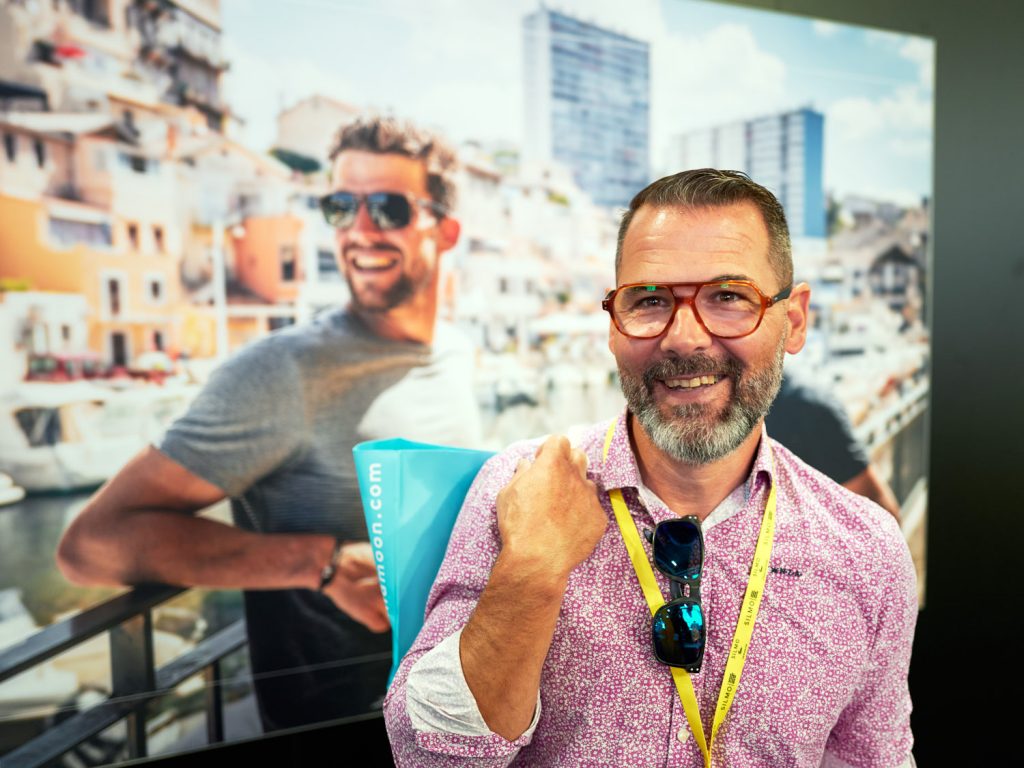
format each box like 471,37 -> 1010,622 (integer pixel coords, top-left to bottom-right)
676,728 -> 689,744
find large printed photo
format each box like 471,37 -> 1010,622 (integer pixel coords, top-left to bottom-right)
0,0 -> 932,765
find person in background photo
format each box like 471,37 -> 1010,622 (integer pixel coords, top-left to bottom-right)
766,369 -> 902,522
384,169 -> 917,767
56,115 -> 482,733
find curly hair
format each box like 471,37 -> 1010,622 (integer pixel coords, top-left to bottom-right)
328,114 -> 459,213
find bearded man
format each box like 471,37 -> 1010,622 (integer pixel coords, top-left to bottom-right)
384,169 -> 918,768
58,115 -> 481,733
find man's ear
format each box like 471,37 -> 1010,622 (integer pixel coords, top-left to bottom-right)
437,216 -> 460,253
784,282 -> 812,355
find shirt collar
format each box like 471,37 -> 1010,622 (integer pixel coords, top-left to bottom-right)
595,408 -> 777,502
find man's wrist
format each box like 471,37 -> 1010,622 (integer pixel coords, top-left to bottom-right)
317,537 -> 344,591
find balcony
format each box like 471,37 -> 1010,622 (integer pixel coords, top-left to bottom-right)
0,586 -> 247,768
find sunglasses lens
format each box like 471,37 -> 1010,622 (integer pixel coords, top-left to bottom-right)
320,193 -> 358,228
653,520 -> 703,581
366,193 -> 413,230
652,600 -> 705,669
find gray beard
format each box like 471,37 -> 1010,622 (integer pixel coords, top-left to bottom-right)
618,339 -> 786,465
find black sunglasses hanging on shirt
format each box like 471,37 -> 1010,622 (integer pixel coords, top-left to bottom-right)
647,516 -> 706,672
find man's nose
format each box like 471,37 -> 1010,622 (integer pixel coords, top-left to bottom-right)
349,199 -> 380,234
660,296 -> 713,354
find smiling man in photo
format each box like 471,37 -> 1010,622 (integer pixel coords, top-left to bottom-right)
58,115 -> 481,733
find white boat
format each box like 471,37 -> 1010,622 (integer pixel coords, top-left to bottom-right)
0,381 -> 198,493
0,472 -> 25,507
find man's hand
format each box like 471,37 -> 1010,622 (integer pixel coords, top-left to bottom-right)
459,436 -> 607,740
495,435 -> 608,580
322,542 -> 390,633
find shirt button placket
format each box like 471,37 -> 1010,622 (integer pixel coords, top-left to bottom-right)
667,698 -> 700,767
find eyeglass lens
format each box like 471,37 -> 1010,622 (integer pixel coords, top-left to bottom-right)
612,283 -> 765,338
321,192 -> 414,230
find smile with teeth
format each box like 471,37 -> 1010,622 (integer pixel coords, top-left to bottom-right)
663,374 -> 722,390
350,251 -> 400,271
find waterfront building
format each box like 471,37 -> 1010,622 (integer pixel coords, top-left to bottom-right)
0,0 -> 231,132
668,107 -> 826,239
522,7 -> 650,210
0,0 -> 321,365
0,110 -> 185,369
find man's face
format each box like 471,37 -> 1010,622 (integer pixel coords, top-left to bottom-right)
610,201 -> 809,465
330,150 -> 456,313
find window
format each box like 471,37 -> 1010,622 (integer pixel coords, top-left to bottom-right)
153,330 -> 164,351
280,245 -> 296,281
119,152 -> 150,174
268,317 -> 295,331
3,133 -> 15,163
145,273 -> 167,305
127,223 -> 139,251
317,249 -> 340,280
48,217 -> 113,248
110,332 -> 128,367
61,325 -> 71,342
153,225 -> 165,253
33,139 -> 46,169
108,278 -> 122,316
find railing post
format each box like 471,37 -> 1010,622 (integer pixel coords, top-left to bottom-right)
109,610 -> 156,760
205,660 -> 225,744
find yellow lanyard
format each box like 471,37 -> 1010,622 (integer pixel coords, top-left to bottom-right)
602,420 -> 777,768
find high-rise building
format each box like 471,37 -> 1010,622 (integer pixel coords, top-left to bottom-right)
523,7 -> 650,210
668,108 -> 826,239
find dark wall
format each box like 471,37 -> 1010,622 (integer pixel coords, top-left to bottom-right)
731,1 -> 1023,762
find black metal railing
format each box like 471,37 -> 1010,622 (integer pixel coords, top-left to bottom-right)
0,585 -> 247,768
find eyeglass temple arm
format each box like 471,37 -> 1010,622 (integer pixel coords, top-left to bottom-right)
769,284 -> 793,304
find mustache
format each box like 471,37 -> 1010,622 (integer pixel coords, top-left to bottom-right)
642,353 -> 744,390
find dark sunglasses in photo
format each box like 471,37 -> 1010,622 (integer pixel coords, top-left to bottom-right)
319,190 -> 446,231
647,516 -> 706,672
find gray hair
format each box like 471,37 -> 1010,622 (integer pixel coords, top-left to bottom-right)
615,169 -> 792,288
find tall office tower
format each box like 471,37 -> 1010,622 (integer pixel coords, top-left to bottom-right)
523,7 -> 650,209
669,108 -> 826,239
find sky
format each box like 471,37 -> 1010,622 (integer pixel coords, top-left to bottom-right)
220,0 -> 933,206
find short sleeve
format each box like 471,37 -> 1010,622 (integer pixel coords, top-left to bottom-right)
156,338 -> 308,497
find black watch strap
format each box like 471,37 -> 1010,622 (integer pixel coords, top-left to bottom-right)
318,538 -> 344,592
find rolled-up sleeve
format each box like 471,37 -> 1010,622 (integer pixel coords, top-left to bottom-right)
384,447 -> 539,767
824,526 -> 918,767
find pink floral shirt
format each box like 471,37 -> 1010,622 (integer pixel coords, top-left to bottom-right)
384,412 -> 917,767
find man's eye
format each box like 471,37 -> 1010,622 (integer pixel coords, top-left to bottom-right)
711,291 -> 739,302
631,295 -> 670,310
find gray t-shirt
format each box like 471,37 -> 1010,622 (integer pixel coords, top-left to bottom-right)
157,308 -> 482,730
